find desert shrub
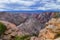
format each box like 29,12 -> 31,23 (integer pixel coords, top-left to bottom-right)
0,22 -> 7,35
14,35 -> 31,40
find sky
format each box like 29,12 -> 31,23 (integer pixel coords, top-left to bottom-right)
0,0 -> 60,11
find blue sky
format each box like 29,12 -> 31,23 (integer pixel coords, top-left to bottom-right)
0,0 -> 60,11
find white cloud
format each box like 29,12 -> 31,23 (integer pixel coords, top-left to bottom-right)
9,6 -> 35,11
0,0 -> 60,11
0,0 -> 37,11
0,0 -> 36,6
37,2 -> 60,10
9,0 -> 19,3
57,0 -> 60,2
0,0 -> 9,3
0,9 -> 6,11
37,7 -> 51,10
33,0 -> 40,1
18,1 -> 35,6
37,7 -> 46,10
44,3 -> 56,7
8,0 -> 37,7
44,3 -> 60,9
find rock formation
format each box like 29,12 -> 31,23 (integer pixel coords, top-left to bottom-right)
17,17 -> 43,35
30,12 -> 60,40
0,12 -> 54,26
31,18 -> 60,40
0,12 -> 57,40
0,21 -> 23,40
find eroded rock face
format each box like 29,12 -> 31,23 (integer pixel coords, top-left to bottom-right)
16,12 -> 54,36
0,12 -> 56,40
0,21 -> 23,40
17,17 -> 44,35
0,12 -> 29,25
0,12 -> 54,26
38,18 -> 60,40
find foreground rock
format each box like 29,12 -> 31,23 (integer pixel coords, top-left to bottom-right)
30,18 -> 60,40
0,21 -> 24,40
31,18 -> 60,40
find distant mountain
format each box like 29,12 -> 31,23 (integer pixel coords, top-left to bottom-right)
0,12 -> 54,26
0,12 -> 30,25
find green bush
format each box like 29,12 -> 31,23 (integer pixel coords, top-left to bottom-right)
0,22 -> 7,35
14,35 -> 31,40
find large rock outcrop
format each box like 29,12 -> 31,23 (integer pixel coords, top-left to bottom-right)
0,12 -> 56,40
31,18 -> 60,40
0,21 -> 23,40
17,17 -> 43,35
17,12 -> 54,35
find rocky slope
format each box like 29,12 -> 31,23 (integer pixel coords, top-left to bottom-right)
0,12 -> 29,25
39,18 -> 60,40
0,12 -> 55,35
0,12 -> 57,40
0,21 -> 18,40
0,12 -> 54,26
31,17 -> 60,40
